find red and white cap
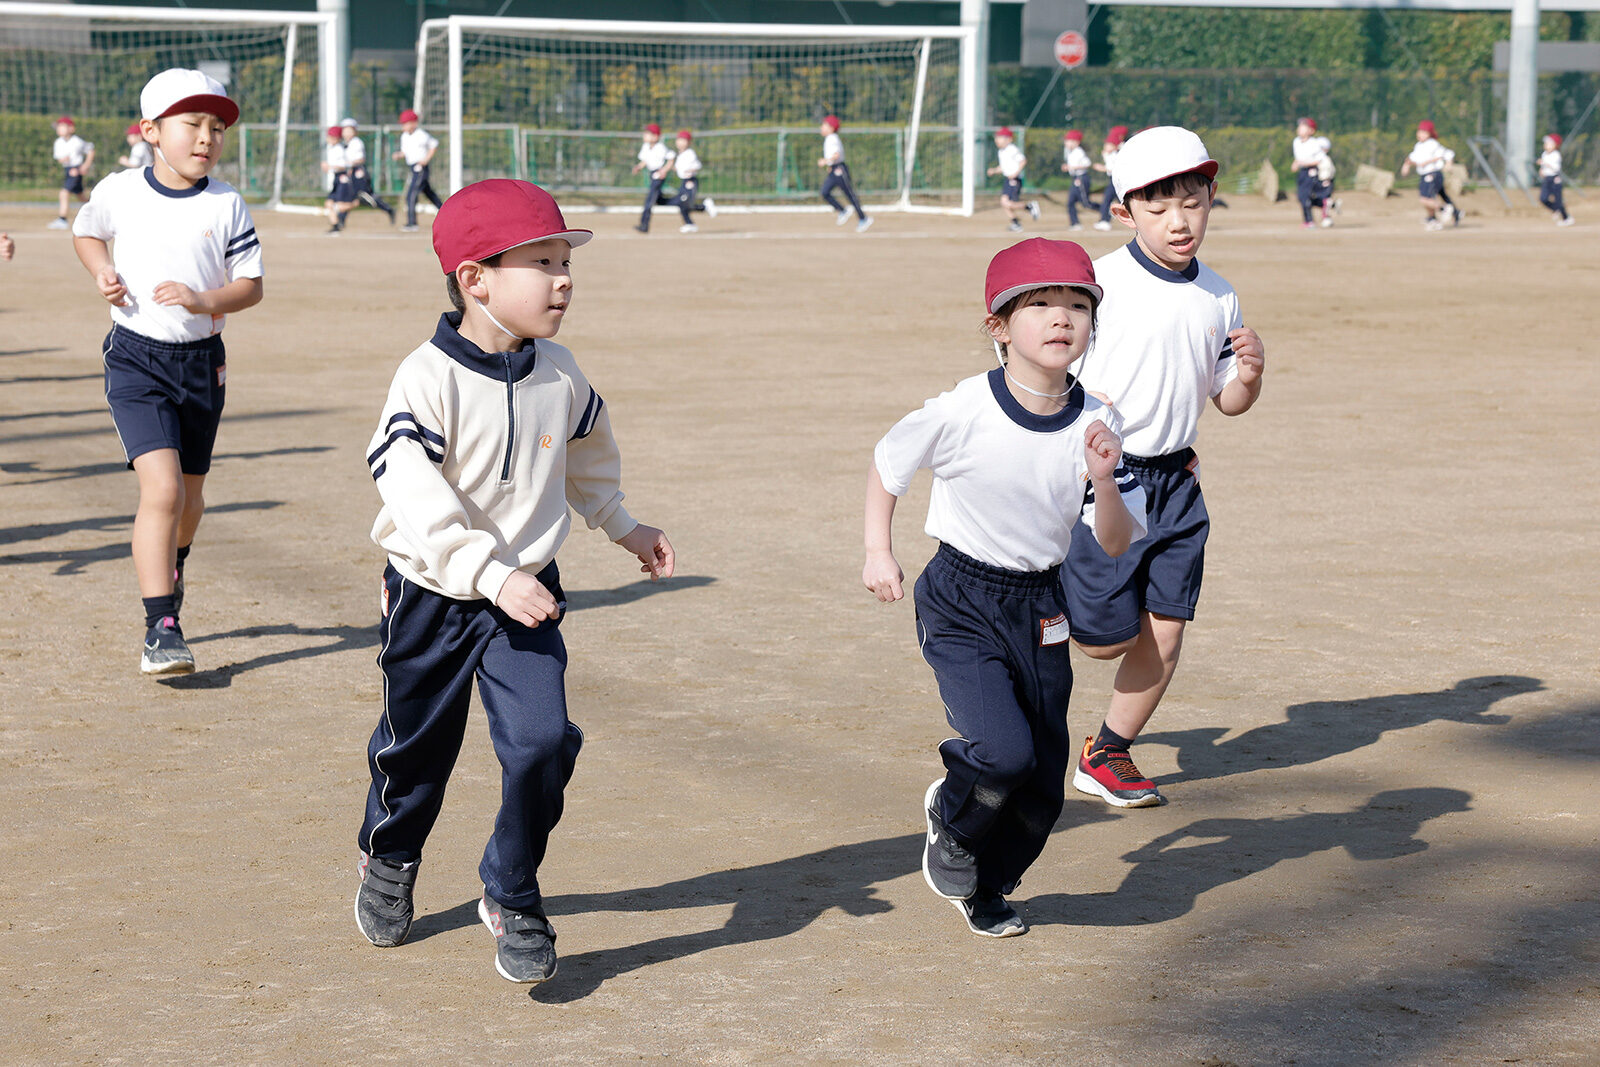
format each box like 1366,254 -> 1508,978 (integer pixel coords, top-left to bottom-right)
645,123 -> 661,135
398,109 -> 419,124
1110,125 -> 1218,200
1298,116 -> 1317,131
55,115 -> 75,127
433,179 -> 593,275
1106,124 -> 1129,145
995,126 -> 1015,139
126,123 -> 143,137
139,68 -> 239,127
1417,119 -> 1436,136
1065,129 -> 1083,141
1547,132 -> 1563,147
340,117 -> 359,129
676,129 -> 693,141
984,238 -> 1101,313
822,114 -> 840,130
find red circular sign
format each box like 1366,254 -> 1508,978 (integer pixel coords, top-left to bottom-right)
1054,30 -> 1088,69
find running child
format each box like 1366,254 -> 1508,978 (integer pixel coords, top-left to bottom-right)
1091,126 -> 1127,231
118,123 -> 155,171
353,179 -> 674,984
392,109 -> 441,232
987,127 -> 1040,232
818,114 -> 872,232
340,118 -> 396,224
1060,129 -> 1095,231
1062,126 -> 1265,808
70,68 -> 264,675
630,123 -> 674,233
667,129 -> 717,233
321,125 -> 355,234
1400,120 -> 1457,230
864,238 -> 1145,937
1290,118 -> 1337,229
1538,133 -> 1574,227
50,116 -> 94,229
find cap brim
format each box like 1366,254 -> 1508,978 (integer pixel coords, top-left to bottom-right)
157,93 -> 240,127
1118,159 -> 1219,199
481,230 -> 595,260
988,280 -> 1103,313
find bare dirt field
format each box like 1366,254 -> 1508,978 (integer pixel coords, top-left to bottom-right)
1,186 -> 1597,1066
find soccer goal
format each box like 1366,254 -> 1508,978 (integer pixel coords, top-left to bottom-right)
414,17 -> 979,215
0,2 -> 341,209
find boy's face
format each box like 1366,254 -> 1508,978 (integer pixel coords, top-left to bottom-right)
1543,136 -> 1556,151
1065,137 -> 1081,148
401,120 -> 419,133
995,134 -> 1012,147
675,136 -> 689,151
1113,179 -> 1215,271
149,112 -> 227,182
55,122 -> 74,138
643,130 -> 658,144
471,238 -> 574,341
341,126 -> 356,142
1416,128 -> 1430,142
1296,122 -> 1313,138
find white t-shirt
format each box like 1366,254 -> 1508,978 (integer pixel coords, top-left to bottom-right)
1408,137 -> 1450,175
1292,135 -> 1331,169
638,140 -> 670,173
54,134 -> 92,168
1063,145 -> 1092,174
997,143 -> 1026,179
325,142 -> 349,171
875,369 -> 1147,572
1077,241 -> 1242,458
342,135 -> 367,166
1539,149 -> 1562,178
823,132 -> 845,164
400,128 -> 438,166
674,146 -> 701,179
72,167 -> 263,343
124,141 -> 155,170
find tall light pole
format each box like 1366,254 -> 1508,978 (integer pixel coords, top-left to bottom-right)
1505,0 -> 1539,191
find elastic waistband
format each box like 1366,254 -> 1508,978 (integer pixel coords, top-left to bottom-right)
931,542 -> 1058,595
110,323 -> 224,356
1122,447 -> 1195,472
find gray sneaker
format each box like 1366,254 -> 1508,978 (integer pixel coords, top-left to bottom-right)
355,853 -> 417,947
922,779 -> 977,900
953,889 -> 1027,937
141,617 -> 195,675
479,893 -> 557,983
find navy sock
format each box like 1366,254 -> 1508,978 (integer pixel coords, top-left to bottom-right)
1094,722 -> 1134,752
143,595 -> 179,629
175,543 -> 190,578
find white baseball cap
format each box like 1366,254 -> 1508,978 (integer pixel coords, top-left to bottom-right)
140,68 -> 239,127
1110,126 -> 1218,201
340,117 -> 359,129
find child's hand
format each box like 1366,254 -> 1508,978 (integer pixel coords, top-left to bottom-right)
1228,326 -> 1265,385
495,570 -> 561,626
863,550 -> 905,603
95,264 -> 129,306
616,523 -> 674,580
0,233 -> 12,261
1084,419 -> 1122,482
152,280 -> 205,312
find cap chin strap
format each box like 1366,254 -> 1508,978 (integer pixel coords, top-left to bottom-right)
472,295 -> 524,349
994,339 -> 1078,400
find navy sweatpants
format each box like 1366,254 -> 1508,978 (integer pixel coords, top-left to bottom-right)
1297,168 -> 1329,222
404,164 -> 442,226
639,174 -> 672,229
671,176 -> 703,224
359,561 -> 582,912
914,543 -> 1074,895
1540,176 -> 1568,219
1066,172 -> 1095,225
820,163 -> 865,219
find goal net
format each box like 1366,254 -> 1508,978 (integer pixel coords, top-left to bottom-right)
415,17 -> 977,215
0,2 -> 337,208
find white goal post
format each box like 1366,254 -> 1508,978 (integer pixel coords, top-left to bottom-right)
414,16 -> 979,215
0,2 -> 341,209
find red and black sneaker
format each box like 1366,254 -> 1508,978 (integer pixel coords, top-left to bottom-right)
1072,737 -> 1165,808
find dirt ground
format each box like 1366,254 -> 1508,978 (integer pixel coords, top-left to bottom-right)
1,186 -> 1597,1066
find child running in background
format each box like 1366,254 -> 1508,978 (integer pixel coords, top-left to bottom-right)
1290,118 -> 1336,229
1061,129 -> 1095,231
340,119 -> 397,225
1400,120 -> 1459,230
864,238 -> 1145,937
1538,133 -> 1574,227
50,116 -> 94,229
353,179 -> 674,984
118,123 -> 155,171
71,69 -> 264,674
392,109 -> 442,232
1062,126 -> 1265,809
818,114 -> 872,232
321,125 -> 355,234
631,122 -> 674,233
988,127 -> 1040,232
667,129 -> 717,233
1091,125 -> 1127,232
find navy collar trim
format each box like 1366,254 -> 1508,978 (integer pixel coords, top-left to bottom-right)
987,367 -> 1084,432
142,167 -> 209,198
432,312 -> 539,382
1126,239 -> 1200,283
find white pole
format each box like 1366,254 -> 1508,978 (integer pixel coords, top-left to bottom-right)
1505,0 -> 1540,190
900,37 -> 933,209
448,18 -> 464,194
959,1 -> 989,217
269,23 -> 297,208
317,0 -> 347,128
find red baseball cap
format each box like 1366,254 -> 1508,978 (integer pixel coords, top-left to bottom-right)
1298,117 -> 1317,131
985,238 -> 1101,313
1065,129 -> 1083,141
56,115 -> 74,126
326,125 -> 343,138
677,129 -> 692,141
1548,132 -> 1563,147
433,179 -> 593,276
1106,125 -> 1129,145
1417,120 -> 1436,135
398,109 -> 419,123
126,123 -> 143,137
645,123 -> 661,135
996,126 -> 1014,139
822,114 -> 840,130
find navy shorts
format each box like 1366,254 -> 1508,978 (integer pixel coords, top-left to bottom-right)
62,168 -> 84,194
102,325 -> 227,475
1001,176 -> 1023,201
331,173 -> 355,201
1061,447 -> 1209,645
1419,172 -> 1443,199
